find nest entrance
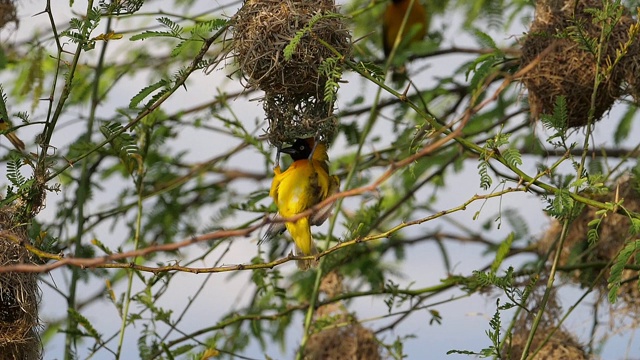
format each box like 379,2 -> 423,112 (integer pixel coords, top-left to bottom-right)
264,93 -> 338,148
520,0 -> 640,127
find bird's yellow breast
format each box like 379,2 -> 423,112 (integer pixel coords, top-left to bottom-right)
273,159 -> 330,218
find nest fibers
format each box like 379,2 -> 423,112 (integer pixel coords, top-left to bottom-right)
264,93 -> 338,147
304,272 -> 383,360
0,215 -> 41,359
0,0 -> 17,29
520,0 -> 640,128
537,175 -> 640,311
232,0 -> 351,95
503,284 -> 587,359
232,0 -> 351,147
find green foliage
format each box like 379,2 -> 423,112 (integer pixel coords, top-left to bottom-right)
99,0 -> 144,15
448,298 -> 503,357
99,122 -> 141,176
129,80 -> 170,109
6,1 -> 640,359
6,153 -> 26,188
490,233 -> 514,274
546,189 -> 575,218
61,7 -> 103,51
68,308 -> 102,341
318,57 -> 344,104
355,61 -> 385,83
540,95 -> 568,135
131,17 -> 185,41
0,85 -> 8,120
608,239 -> 640,303
565,20 -> 598,55
284,12 -> 343,61
477,132 -> 515,190
614,106 -> 637,144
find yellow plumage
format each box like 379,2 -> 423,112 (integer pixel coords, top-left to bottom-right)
382,0 -> 429,79
267,138 -> 340,270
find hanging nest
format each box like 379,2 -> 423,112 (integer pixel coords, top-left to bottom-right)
537,175 -> 640,310
503,285 -> 587,360
520,0 -> 640,127
0,208 -> 41,360
264,92 -> 338,148
304,271 -> 383,360
0,0 -> 17,30
232,0 -> 351,96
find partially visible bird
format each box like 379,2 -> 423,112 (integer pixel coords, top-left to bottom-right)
263,138 -> 340,270
0,118 -> 24,151
382,0 -> 429,80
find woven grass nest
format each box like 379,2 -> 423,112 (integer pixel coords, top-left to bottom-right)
232,0 -> 351,96
0,0 -> 17,29
520,0 -> 640,128
502,286 -> 587,360
537,175 -> 640,308
0,208 -> 41,360
264,92 -> 338,147
304,272 -> 382,360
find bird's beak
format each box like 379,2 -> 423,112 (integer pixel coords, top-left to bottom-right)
280,146 -> 297,155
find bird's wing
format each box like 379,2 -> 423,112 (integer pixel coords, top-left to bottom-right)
310,175 -> 340,226
260,214 -> 286,244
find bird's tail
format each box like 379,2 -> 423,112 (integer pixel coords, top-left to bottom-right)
287,217 -> 319,270
295,240 -> 318,271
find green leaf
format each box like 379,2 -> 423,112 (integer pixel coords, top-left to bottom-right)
472,28 -> 499,52
614,106 -> 637,144
502,148 -> 522,168
6,154 -> 25,187
129,79 -> 169,109
630,217 -> 640,236
478,160 -> 492,190
540,95 -> 568,131
490,233 -> 514,274
130,30 -> 176,41
608,240 -> 640,303
0,84 -> 8,120
158,17 -> 183,36
68,308 -> 102,340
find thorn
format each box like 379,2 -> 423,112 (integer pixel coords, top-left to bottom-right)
401,81 -> 411,101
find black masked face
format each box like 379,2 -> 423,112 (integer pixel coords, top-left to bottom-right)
281,139 -> 312,161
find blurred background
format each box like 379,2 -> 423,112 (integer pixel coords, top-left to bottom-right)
1,0 -> 640,359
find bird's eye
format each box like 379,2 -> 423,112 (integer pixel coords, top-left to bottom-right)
299,145 -> 304,150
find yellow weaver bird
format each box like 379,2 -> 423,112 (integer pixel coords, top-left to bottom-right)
0,118 -> 25,151
263,138 -> 340,270
382,0 -> 429,79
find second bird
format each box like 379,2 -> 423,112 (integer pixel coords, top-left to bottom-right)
382,0 -> 429,78
265,138 -> 340,270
